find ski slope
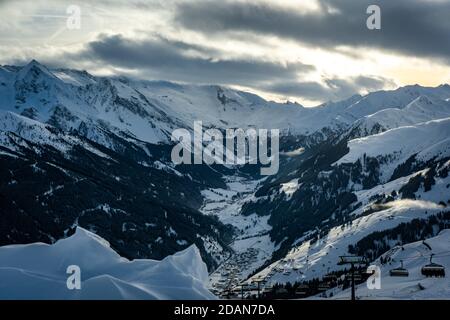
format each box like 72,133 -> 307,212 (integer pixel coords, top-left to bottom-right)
330,230 -> 450,300
247,200 -> 445,286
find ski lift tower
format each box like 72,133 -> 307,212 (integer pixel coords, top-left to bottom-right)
252,277 -> 264,300
239,283 -> 247,300
338,255 -> 367,301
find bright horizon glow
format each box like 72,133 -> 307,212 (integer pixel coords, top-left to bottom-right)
1,0 -> 449,107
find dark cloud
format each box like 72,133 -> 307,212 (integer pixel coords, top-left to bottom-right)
74,33 -> 314,87
352,75 -> 394,91
264,81 -> 332,101
174,0 -> 450,63
68,33 -> 395,102
264,75 -> 394,101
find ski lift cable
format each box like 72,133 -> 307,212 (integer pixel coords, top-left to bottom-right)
390,250 -> 450,261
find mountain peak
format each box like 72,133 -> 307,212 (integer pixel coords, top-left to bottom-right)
16,59 -> 57,81
24,59 -> 47,71
29,59 -> 41,66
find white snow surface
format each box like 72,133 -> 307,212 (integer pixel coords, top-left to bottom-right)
351,95 -> 450,136
0,227 -> 216,300
0,110 -> 112,159
248,200 -> 445,287
337,117 -> 450,181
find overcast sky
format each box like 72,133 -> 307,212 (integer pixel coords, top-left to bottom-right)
1,0 -> 449,106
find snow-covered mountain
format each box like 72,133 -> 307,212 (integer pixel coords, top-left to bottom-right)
0,227 -> 214,299
243,109 -> 450,298
4,60 -> 449,146
347,95 -> 450,138
1,60 -> 450,299
1,62 -> 240,270
338,117 -> 450,182
1,60 -> 315,144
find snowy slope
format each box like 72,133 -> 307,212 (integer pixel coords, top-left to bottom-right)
245,115 -> 450,287
342,84 -> 450,119
330,229 -> 450,300
245,129 -> 450,290
0,227 -> 215,300
337,118 -> 450,182
0,110 -> 111,158
247,200 -> 445,286
349,95 -> 450,138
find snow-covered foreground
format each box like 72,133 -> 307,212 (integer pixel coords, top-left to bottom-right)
0,228 -> 215,300
329,230 -> 450,300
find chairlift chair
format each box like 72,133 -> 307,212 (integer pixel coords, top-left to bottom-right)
323,273 -> 337,282
295,284 -> 309,296
389,260 -> 409,277
318,283 -> 330,291
346,273 -> 362,281
421,254 -> 446,278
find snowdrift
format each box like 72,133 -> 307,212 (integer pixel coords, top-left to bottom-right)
0,227 -> 216,300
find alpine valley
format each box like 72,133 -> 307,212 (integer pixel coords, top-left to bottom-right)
1,60 -> 450,299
